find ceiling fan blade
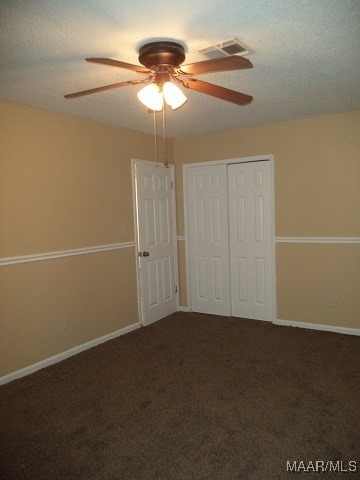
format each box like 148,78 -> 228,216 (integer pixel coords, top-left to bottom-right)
86,57 -> 150,74
64,78 -> 151,99
181,78 -> 253,106
179,55 -> 252,75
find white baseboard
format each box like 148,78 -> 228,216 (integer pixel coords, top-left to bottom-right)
2,317 -> 358,385
275,319 -> 360,336
178,306 -> 190,312
0,322 -> 141,386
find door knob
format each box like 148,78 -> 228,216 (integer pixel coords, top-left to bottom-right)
139,251 -> 150,257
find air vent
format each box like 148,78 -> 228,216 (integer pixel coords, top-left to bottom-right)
198,37 -> 251,59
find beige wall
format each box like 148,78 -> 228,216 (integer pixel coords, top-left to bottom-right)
174,111 -> 360,329
1,102 -> 359,378
1,102 -> 160,256
277,243 -> 360,328
0,101 -> 173,377
1,249 -> 138,373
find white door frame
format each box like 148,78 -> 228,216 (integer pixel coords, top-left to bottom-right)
183,154 -> 276,321
132,158 -> 179,326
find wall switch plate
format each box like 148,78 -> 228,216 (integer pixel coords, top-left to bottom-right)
120,225 -> 126,237
60,317 -> 68,331
329,298 -> 338,308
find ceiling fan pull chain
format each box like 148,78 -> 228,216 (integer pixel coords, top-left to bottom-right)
153,109 -> 158,163
162,102 -> 168,167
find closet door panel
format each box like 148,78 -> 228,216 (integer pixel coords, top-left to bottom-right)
228,162 -> 273,321
187,165 -> 230,315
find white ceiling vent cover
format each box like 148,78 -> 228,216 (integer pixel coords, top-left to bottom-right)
199,37 -> 251,59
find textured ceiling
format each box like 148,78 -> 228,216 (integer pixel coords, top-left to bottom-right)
1,0 -> 359,138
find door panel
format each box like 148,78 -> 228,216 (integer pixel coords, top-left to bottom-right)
236,257 -> 247,302
136,163 -> 177,325
228,162 -> 273,320
187,164 -> 230,315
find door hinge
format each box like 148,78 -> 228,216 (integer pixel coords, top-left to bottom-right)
171,181 -> 174,189
175,286 -> 178,293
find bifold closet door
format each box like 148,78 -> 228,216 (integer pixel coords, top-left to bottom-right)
228,162 -> 273,321
187,164 -> 230,316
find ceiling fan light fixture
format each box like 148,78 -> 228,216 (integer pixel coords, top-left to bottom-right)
138,81 -> 187,111
163,82 -> 187,110
137,83 -> 163,111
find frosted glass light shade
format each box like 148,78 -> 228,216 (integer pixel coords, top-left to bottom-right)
137,82 -> 187,111
163,82 -> 187,109
137,84 -> 163,111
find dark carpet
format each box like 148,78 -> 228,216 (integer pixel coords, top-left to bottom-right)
1,312 -> 359,480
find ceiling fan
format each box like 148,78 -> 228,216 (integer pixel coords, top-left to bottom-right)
64,41 -> 253,109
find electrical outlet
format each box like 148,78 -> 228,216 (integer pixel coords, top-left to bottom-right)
60,317 -> 68,331
329,298 -> 338,309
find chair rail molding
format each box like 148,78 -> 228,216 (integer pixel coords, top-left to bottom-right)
0,241 -> 136,267
275,237 -> 360,244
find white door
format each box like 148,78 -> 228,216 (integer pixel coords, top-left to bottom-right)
228,161 -> 273,320
186,164 -> 230,316
134,161 -> 177,325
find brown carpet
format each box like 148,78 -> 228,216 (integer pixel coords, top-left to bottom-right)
0,312 -> 359,479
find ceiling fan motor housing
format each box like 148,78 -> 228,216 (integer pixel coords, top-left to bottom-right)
138,41 -> 186,69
